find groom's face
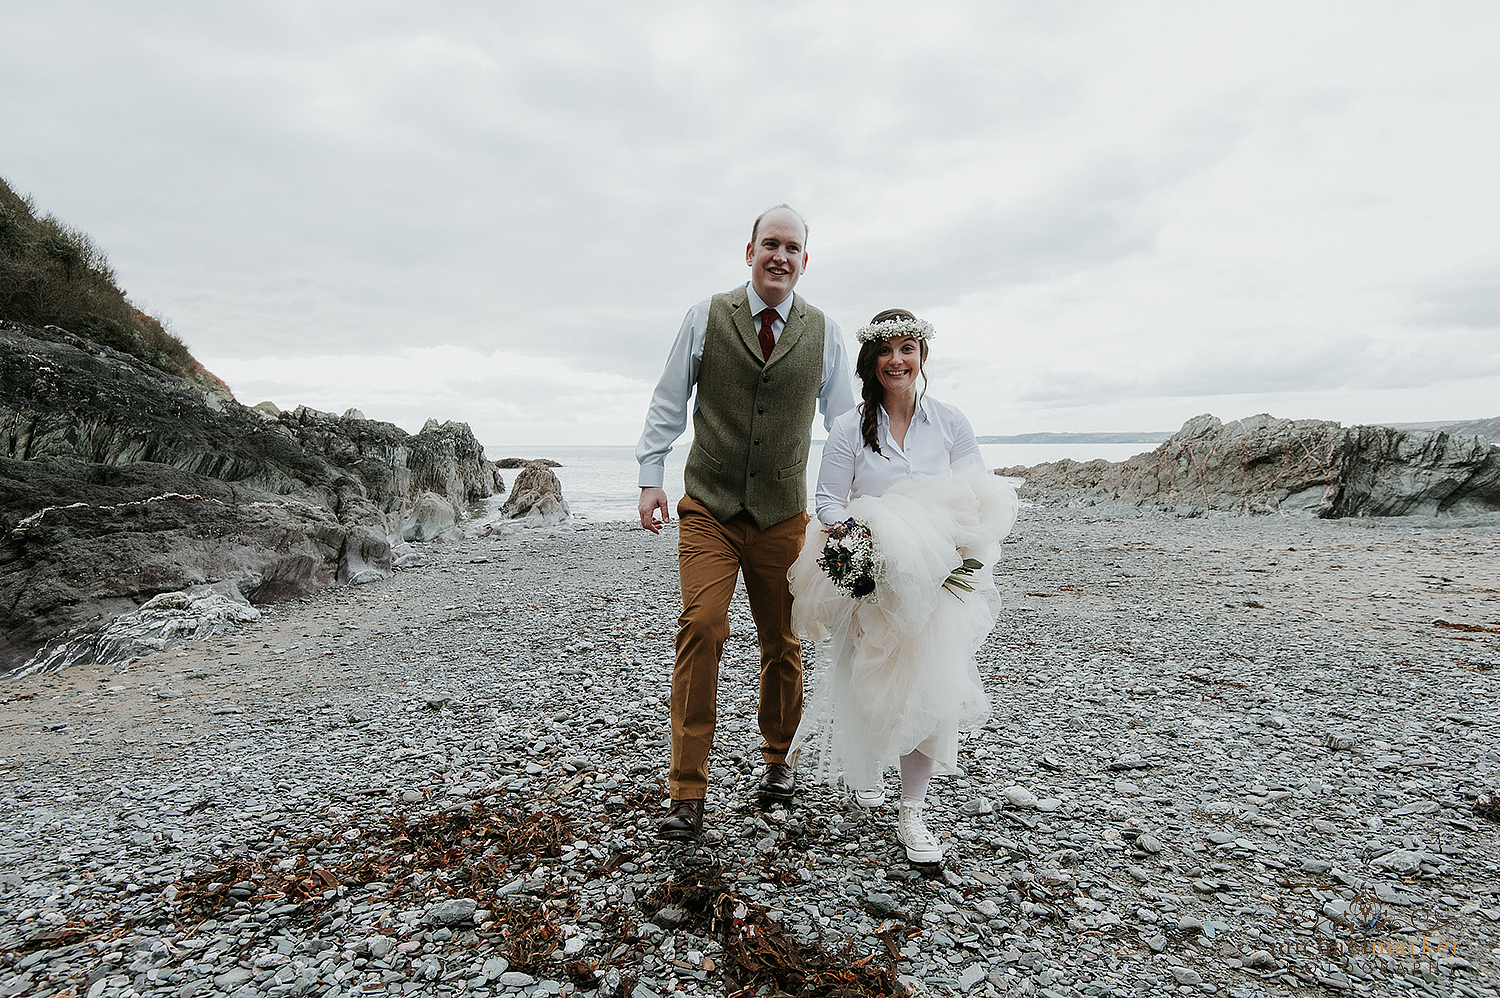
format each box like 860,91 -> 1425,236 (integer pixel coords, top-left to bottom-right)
745,209 -> 807,306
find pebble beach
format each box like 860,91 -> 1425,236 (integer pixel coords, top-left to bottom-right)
3,502 -> 1499,998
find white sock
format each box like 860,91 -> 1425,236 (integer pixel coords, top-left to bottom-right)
899,749 -> 934,803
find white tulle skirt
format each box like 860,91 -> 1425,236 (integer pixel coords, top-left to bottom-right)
787,470 -> 1019,792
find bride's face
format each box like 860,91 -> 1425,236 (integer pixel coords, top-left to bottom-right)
876,336 -> 922,400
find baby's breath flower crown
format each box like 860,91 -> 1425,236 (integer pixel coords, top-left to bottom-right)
854,316 -> 937,344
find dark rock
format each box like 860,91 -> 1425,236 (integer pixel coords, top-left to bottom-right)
1,321 -> 501,527
0,320 -> 496,672
271,406 -> 501,529
1001,412 -> 1500,517
496,457 -> 561,469
0,457 -> 349,670
3,322 -> 326,492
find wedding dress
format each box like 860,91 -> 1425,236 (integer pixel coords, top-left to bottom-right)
787,468 -> 1018,793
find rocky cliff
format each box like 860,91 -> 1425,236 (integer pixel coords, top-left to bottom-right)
1,320 -> 503,673
1002,413 -> 1500,517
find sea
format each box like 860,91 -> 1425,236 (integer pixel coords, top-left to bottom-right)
489,442 -> 1151,524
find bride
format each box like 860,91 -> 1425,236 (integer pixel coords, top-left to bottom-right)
787,308 -> 1017,863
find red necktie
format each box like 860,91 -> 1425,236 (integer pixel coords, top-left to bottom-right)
758,308 -> 776,361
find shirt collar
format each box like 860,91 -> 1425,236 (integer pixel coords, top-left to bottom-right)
746,283 -> 792,320
876,393 -> 932,425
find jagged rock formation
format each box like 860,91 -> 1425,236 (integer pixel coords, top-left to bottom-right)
1001,413 -> 1500,517
0,320 -> 506,673
270,407 -> 503,534
500,462 -> 571,526
1,322 -> 502,526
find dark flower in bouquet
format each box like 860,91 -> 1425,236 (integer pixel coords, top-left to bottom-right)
818,517 -> 882,601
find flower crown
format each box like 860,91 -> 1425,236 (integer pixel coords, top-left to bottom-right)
854,316 -> 936,344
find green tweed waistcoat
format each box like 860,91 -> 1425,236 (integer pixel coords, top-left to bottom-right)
683,285 -> 825,529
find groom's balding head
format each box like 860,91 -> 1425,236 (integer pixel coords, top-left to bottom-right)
751,204 -> 809,247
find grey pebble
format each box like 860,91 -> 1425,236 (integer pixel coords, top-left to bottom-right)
1169,966 -> 1203,985
424,897 -> 477,926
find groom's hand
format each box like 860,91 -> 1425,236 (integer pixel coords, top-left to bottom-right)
639,487 -> 670,533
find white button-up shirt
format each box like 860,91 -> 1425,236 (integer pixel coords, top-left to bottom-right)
636,283 -> 858,488
815,395 -> 983,525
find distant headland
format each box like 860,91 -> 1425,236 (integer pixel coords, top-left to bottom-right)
977,431 -> 1172,445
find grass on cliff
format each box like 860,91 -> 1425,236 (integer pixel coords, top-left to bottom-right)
0,176 -> 226,392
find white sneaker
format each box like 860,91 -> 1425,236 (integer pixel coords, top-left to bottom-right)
854,784 -> 886,810
897,799 -> 944,863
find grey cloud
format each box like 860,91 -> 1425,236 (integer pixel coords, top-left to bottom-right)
814,162 -> 1156,313
1,3 -> 1136,372
2,7 -> 731,342
1009,331 -> 1497,409
1414,262 -> 1500,329
816,115 -> 1244,313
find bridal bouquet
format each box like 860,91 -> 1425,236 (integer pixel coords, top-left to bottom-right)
818,518 -> 882,601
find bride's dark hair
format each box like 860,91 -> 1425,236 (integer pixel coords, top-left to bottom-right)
855,308 -> 929,456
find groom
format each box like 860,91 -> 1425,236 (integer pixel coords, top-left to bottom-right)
636,204 -> 856,842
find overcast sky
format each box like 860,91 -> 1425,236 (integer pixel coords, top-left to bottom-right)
4,2 -> 1498,450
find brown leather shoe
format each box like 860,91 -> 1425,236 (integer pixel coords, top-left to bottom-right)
758,762 -> 796,803
657,799 -> 705,842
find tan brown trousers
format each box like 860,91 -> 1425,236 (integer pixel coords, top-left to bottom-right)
668,494 -> 809,800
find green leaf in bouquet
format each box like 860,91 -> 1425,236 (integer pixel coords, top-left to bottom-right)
942,557 -> 986,594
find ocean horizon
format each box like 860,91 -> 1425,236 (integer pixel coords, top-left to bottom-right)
485,441 -> 1154,523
